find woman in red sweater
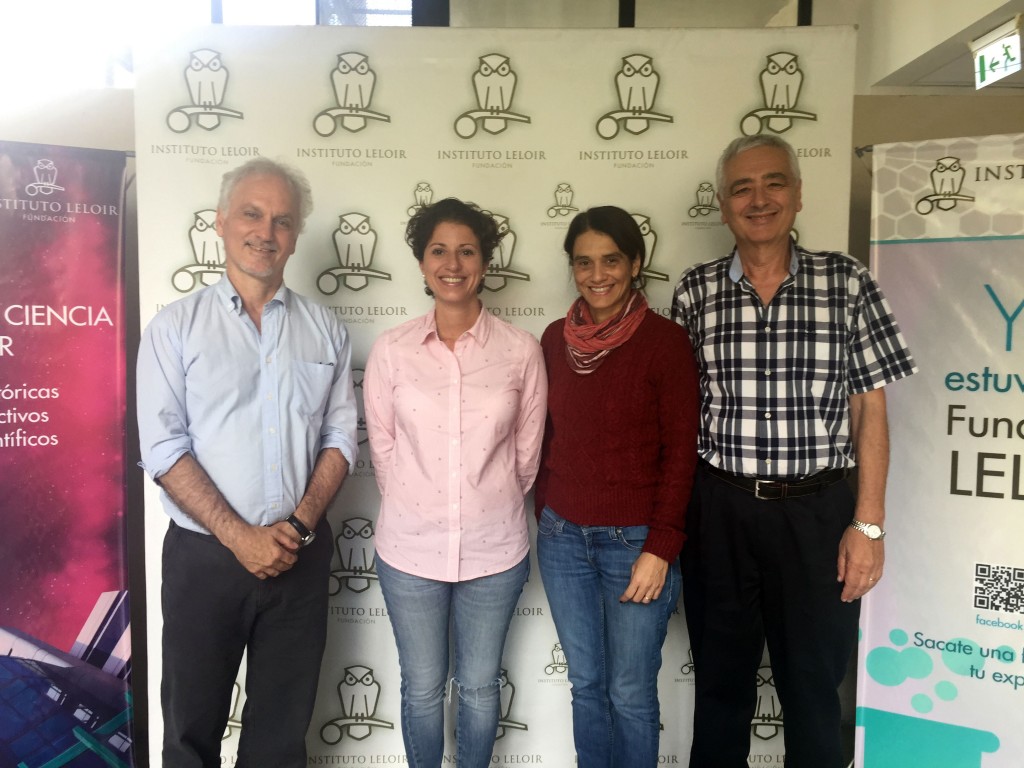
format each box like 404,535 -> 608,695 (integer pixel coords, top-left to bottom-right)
535,206 -> 699,768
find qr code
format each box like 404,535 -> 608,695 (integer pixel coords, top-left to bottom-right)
974,563 -> 1024,613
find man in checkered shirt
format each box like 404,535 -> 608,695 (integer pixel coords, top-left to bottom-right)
672,135 -> 916,768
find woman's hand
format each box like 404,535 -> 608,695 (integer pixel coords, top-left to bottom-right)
619,552 -> 669,604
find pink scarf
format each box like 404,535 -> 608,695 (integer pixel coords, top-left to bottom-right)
562,290 -> 648,374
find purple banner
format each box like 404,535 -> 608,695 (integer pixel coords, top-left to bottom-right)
0,140 -> 133,767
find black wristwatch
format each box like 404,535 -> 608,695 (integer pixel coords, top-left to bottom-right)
285,514 -> 316,547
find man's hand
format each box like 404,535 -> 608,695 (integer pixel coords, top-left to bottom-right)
837,526 -> 884,602
226,521 -> 301,579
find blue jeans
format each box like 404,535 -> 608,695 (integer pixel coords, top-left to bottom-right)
376,555 -> 529,768
536,506 -> 680,768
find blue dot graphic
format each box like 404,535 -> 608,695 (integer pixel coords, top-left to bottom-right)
912,694 -> 934,714
935,681 -> 957,701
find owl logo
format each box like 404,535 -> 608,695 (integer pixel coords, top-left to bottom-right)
739,51 -> 816,136
544,642 -> 569,675
167,49 -> 243,133
329,516 -> 377,596
186,49 -> 227,127
481,210 -> 530,292
221,681 -> 243,741
24,159 -> 65,196
547,182 -> 578,218
495,668 -> 528,739
930,156 -> 966,210
632,212 -> 668,283
454,53 -> 531,138
352,367 -> 368,446
680,647 -> 695,676
314,52 -> 391,136
688,182 -> 720,218
188,209 -> 224,266
751,664 -> 783,741
172,208 -> 226,292
320,665 -> 394,744
916,155 -> 974,214
617,54 -> 659,135
760,52 -> 802,132
318,212 -> 391,294
597,53 -> 673,139
407,181 -> 434,217
334,213 -> 376,269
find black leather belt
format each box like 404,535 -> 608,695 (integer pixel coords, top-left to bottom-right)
702,462 -> 848,500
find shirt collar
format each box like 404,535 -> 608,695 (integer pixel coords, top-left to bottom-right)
215,275 -> 290,315
728,243 -> 800,284
419,302 -> 492,347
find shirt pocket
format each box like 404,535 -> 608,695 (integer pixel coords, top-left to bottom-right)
289,360 -> 335,420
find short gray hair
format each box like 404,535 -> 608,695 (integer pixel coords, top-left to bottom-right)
218,158 -> 314,231
716,135 -> 801,195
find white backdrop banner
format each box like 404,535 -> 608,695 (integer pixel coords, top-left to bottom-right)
859,133 -> 1024,768
134,24 -> 855,765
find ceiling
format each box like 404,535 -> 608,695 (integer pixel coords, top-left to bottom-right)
874,3 -> 1024,90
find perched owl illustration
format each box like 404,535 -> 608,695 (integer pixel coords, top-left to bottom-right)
474,54 -> 516,134
333,213 -> 377,269
631,213 -> 657,269
760,52 -> 802,133
552,643 -> 567,668
696,182 -> 715,208
33,159 -> 57,186
332,52 -> 375,109
554,183 -> 573,208
616,54 -> 659,135
337,665 -> 380,740
931,156 -> 965,211
752,666 -> 783,740
487,213 -> 516,271
414,181 -> 433,208
352,368 -> 368,444
331,52 -> 375,132
189,209 -> 223,266
185,49 -> 228,130
498,668 -> 515,720
616,54 -> 659,112
337,517 -> 375,592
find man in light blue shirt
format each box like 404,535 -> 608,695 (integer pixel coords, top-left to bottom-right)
138,158 -> 358,768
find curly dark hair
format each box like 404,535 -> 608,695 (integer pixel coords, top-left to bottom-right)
405,198 -> 504,264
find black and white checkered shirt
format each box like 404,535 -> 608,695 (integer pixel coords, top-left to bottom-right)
672,244 -> 917,480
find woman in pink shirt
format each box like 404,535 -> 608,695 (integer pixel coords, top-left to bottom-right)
364,198 -> 547,768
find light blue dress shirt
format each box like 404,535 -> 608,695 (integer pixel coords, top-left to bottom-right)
137,277 -> 358,534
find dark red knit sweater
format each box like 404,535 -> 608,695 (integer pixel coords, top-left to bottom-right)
534,310 -> 699,563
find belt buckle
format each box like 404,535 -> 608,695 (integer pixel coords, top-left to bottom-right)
754,479 -> 783,500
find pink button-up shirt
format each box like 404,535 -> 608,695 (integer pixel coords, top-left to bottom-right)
364,308 -> 547,582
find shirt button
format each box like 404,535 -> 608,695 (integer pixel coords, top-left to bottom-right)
764,369 -> 772,376
269,427 -> 276,435
765,459 -> 772,465
764,412 -> 772,420
265,355 -> 272,364
270,463 -> 278,471
764,325 -> 771,332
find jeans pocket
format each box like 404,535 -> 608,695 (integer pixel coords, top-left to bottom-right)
615,525 -> 649,552
536,506 -> 562,538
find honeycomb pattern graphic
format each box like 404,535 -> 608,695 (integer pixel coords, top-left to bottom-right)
872,135 -> 1024,242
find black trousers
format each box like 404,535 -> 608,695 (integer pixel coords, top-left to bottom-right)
681,466 -> 860,768
161,518 -> 332,768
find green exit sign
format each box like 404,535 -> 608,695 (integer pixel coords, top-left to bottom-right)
972,22 -> 1021,89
